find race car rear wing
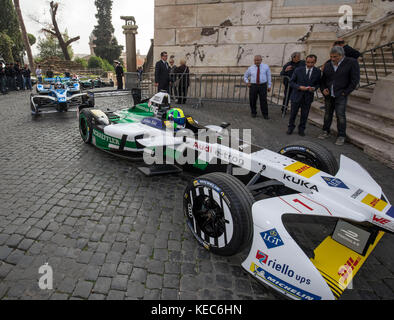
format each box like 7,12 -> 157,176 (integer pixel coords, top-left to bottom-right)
78,88 -> 145,114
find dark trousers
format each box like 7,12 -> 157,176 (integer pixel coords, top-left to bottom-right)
7,76 -> 16,91
0,77 -> 7,94
158,83 -> 169,93
117,76 -> 123,90
323,95 -> 348,137
249,83 -> 268,116
169,82 -> 178,100
177,83 -> 188,104
24,77 -> 32,90
288,95 -> 311,132
282,84 -> 293,108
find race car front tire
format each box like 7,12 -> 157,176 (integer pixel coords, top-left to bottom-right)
278,140 -> 338,175
183,172 -> 254,256
79,109 -> 93,144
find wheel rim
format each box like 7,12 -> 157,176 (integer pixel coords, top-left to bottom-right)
185,184 -> 234,249
193,195 -> 225,238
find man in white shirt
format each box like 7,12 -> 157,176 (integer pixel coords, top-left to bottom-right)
35,65 -> 43,84
244,55 -> 272,119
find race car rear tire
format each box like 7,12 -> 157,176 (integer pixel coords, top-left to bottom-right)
278,140 -> 338,175
183,172 -> 254,256
79,109 -> 93,144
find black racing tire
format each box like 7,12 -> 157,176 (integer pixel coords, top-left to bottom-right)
183,172 -> 254,256
278,140 -> 338,175
79,109 -> 93,144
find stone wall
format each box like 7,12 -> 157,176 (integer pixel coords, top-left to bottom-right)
154,0 -> 375,74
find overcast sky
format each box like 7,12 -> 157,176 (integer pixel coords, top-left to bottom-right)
20,0 -> 154,56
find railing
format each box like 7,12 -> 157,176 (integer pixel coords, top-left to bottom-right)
359,41 -> 394,88
135,72 -> 290,112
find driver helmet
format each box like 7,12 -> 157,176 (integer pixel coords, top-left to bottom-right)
56,82 -> 63,89
166,108 -> 185,130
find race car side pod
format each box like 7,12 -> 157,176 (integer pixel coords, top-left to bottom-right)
241,194 -> 384,300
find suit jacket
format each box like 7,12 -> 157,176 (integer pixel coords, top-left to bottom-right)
155,60 -> 170,90
320,57 -> 360,97
289,66 -> 321,105
280,60 -> 305,85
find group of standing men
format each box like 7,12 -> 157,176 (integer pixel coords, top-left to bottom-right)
244,39 -> 361,146
154,51 -> 190,104
0,62 -> 33,94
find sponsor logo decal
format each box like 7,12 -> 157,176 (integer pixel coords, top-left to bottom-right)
256,251 -> 311,285
141,117 -> 163,129
250,263 -> 321,300
193,179 -> 222,193
361,194 -> 387,212
321,176 -> 349,189
285,162 -> 320,178
283,174 -> 319,192
372,215 -> 391,225
351,189 -> 363,199
194,141 -> 211,153
338,256 -> 361,285
260,229 -> 284,249
93,129 -> 120,146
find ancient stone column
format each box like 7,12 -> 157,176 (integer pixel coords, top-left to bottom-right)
121,16 -> 138,72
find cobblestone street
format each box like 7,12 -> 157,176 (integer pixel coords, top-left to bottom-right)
0,90 -> 393,300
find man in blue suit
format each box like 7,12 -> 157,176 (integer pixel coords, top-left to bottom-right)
287,54 -> 321,136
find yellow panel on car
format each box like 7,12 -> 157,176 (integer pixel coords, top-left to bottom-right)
284,162 -> 320,178
361,194 -> 388,212
310,232 -> 384,299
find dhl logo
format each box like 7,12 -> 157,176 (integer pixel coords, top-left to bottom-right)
285,162 -> 320,178
362,194 -> 388,212
338,256 -> 361,285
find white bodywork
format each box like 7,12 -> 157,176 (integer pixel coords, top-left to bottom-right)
86,92 -> 393,299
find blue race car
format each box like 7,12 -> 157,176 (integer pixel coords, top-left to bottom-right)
30,77 -> 88,115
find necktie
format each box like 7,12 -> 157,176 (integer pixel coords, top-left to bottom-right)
256,65 -> 260,84
307,69 -> 311,80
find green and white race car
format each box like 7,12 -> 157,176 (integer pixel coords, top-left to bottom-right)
78,91 -> 393,300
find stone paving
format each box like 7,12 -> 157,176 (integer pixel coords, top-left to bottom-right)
0,90 -> 393,300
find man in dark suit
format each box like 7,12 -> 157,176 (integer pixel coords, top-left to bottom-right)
280,52 -> 305,109
287,54 -> 321,136
318,46 -> 360,146
115,61 -> 124,90
155,51 -> 170,93
333,38 -> 360,59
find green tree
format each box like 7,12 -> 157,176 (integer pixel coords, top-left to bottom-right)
41,1 -> 79,61
0,0 -> 23,62
88,56 -> 114,72
27,33 -> 36,46
92,0 -> 123,64
37,32 -> 74,60
0,32 -> 14,62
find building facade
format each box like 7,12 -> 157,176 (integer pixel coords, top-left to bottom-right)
154,0 -> 393,73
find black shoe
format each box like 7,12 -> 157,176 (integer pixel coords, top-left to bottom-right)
251,114 -> 257,118
298,131 -> 305,137
286,129 -> 293,135
263,115 -> 269,120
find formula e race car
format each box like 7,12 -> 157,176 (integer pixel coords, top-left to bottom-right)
31,77 -> 88,115
79,77 -> 114,90
78,92 -> 393,300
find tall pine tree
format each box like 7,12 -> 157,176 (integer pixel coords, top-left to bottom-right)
0,0 -> 23,62
92,0 -> 123,64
